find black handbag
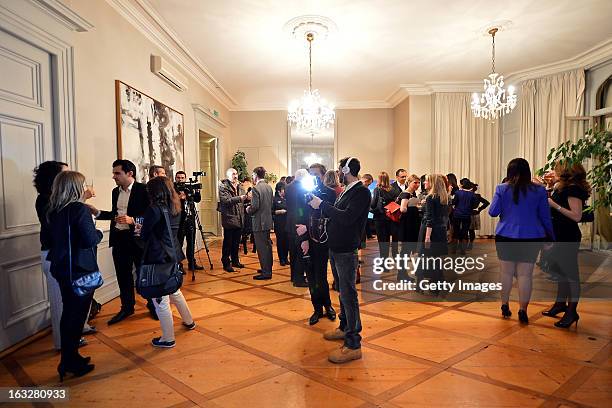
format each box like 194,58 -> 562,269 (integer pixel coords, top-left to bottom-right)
136,207 -> 183,298
68,208 -> 104,297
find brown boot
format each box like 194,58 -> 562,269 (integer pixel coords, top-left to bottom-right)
328,346 -> 362,364
323,328 -> 345,341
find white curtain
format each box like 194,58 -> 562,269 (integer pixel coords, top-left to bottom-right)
433,93 -> 501,236
519,69 -> 585,170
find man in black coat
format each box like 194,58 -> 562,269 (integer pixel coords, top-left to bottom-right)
284,170 -> 309,287
89,160 -> 151,325
308,157 -> 371,364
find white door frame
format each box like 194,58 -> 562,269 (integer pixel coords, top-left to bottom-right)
192,104 -> 227,237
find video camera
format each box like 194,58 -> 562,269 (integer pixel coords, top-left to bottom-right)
302,174 -> 322,202
175,171 -> 205,202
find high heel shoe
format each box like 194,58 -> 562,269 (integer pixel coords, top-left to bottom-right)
58,362 -> 95,382
554,312 -> 579,329
501,304 -> 512,319
518,309 -> 529,324
542,303 -> 567,317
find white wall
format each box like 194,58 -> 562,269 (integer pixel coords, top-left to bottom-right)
500,96 -> 522,175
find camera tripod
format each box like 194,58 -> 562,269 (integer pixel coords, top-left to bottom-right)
186,199 -> 213,281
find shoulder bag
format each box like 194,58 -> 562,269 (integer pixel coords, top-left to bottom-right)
136,207 -> 183,298
68,207 -> 104,297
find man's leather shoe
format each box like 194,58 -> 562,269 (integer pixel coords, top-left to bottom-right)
189,264 -> 204,270
323,327 -> 345,341
253,274 -> 271,280
293,281 -> 308,288
107,309 -> 134,325
232,262 -> 245,268
328,346 -> 362,364
223,265 -> 235,272
309,311 -> 323,325
325,305 -> 337,321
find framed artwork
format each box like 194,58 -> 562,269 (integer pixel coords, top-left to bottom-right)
115,80 -> 184,183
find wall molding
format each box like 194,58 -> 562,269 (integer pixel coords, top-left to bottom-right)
105,0 -> 236,110
107,0 -> 612,112
31,0 -> 93,32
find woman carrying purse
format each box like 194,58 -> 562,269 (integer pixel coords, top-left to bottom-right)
47,171 -> 102,381
140,176 -> 195,348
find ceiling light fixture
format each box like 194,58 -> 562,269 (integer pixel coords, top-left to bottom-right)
288,31 -> 335,132
471,27 -> 517,120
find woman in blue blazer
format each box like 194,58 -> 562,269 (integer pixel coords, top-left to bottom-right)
47,171 -> 102,381
489,158 -> 554,324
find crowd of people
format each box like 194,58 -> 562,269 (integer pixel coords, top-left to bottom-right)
32,153 -> 590,380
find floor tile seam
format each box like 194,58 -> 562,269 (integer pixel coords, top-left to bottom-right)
199,367 -> 288,400
94,331 -> 210,406
548,365 -> 598,401
362,308 -> 460,342
445,365 -> 586,406
373,365 -> 448,402
191,326 -> 385,406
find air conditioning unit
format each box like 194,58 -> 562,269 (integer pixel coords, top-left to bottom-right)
150,55 -> 189,92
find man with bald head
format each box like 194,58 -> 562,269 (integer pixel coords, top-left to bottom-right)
218,168 -> 248,272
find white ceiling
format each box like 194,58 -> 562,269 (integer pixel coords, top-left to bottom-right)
145,0 -> 612,109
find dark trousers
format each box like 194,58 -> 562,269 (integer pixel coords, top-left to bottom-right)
222,227 -> 242,266
178,219 -> 196,267
453,217 -> 471,241
58,282 -> 93,365
552,242 -> 581,303
306,242 -> 332,311
111,230 -> 143,311
290,238 -> 307,284
374,219 -> 398,259
330,250 -> 361,349
275,228 -> 289,263
253,230 -> 273,275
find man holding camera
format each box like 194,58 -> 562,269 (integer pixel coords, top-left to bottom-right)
246,167 -> 274,280
303,163 -> 337,325
308,157 -> 370,363
175,171 -> 203,271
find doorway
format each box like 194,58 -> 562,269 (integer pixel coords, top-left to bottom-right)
198,131 -> 219,236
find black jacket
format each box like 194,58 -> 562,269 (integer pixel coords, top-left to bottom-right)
370,186 -> 400,220
140,205 -> 184,264
320,182 -> 371,253
47,202 -> 103,284
272,193 -> 287,232
97,182 -> 149,247
285,180 -> 308,239
36,193 -> 52,251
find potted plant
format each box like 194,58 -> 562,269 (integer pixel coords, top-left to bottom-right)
264,172 -> 278,184
231,151 -> 248,181
538,127 -> 611,213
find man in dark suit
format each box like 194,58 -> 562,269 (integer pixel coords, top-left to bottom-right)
285,170 -> 309,287
246,166 -> 274,280
90,159 -> 151,325
391,168 -> 408,195
308,157 -> 371,364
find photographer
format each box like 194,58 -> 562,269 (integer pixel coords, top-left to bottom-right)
175,171 -> 203,270
308,157 -> 370,364
304,163 -> 337,325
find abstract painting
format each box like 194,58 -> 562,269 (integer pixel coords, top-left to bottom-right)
115,80 -> 184,183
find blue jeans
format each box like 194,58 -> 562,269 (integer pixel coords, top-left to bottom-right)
329,250 -> 362,349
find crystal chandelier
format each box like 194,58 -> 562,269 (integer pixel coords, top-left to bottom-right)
288,32 -> 335,132
471,28 -> 517,120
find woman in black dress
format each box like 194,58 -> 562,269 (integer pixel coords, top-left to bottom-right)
371,171 -> 400,263
397,174 -> 421,280
541,162 -> 591,328
273,181 -> 289,265
416,174 -> 449,293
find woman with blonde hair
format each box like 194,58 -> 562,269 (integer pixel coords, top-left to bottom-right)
47,171 -> 102,381
371,171 -> 400,263
415,174 -> 449,293
323,169 -> 343,198
541,162 -> 591,328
